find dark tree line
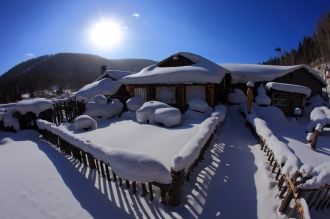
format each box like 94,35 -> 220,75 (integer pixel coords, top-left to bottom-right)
262,10 -> 330,68
0,53 -> 156,103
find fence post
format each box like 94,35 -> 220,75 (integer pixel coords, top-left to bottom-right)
169,168 -> 185,207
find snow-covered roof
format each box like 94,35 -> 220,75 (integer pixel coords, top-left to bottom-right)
266,82 -> 311,97
94,70 -> 136,82
121,52 -> 230,84
220,64 -> 327,86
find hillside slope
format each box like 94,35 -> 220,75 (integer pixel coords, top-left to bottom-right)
0,53 -> 156,103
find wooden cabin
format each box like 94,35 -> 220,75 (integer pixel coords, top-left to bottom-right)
122,52 -> 230,112
265,82 -> 311,116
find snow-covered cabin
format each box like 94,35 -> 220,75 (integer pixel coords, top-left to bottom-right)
122,52 -> 230,112
221,64 -> 327,99
265,82 -> 311,116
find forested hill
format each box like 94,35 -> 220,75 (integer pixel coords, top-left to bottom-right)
0,53 -> 157,103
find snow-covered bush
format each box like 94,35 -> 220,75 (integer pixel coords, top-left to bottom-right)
74,115 -> 97,131
136,101 -> 171,124
126,96 -> 146,111
92,94 -> 108,105
15,98 -> 53,117
227,89 -> 247,104
154,108 -> 181,127
84,99 -> 123,121
188,99 -> 208,112
306,106 -> 330,132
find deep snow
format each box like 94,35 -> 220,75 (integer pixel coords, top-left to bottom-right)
1,105 -> 329,218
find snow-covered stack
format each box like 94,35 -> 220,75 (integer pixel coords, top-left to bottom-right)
121,96 -> 146,119
305,106 -> 330,132
83,98 -> 123,121
184,99 -> 213,119
136,101 -> 181,127
227,89 -> 247,104
255,84 -> 271,106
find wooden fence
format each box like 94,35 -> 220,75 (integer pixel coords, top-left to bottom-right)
35,119 -> 218,207
245,121 -> 330,219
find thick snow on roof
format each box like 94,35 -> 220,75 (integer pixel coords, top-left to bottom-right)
220,63 -> 327,86
75,78 -> 122,99
94,70 -> 136,82
266,82 -> 311,97
122,52 -> 229,84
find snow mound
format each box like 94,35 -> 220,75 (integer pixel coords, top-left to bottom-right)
75,78 -> 122,99
84,99 -> 123,121
185,107 -> 213,119
92,94 -> 108,105
15,98 -> 53,116
298,161 -> 330,189
266,82 -> 311,98
254,105 -> 289,127
257,84 -> 266,94
126,96 -> 146,111
188,99 -> 209,113
255,94 -> 271,106
74,115 -> 97,131
211,104 -> 227,123
303,95 -> 324,116
306,106 -> 330,132
136,101 -> 171,124
227,89 -> 247,104
154,108 -> 181,127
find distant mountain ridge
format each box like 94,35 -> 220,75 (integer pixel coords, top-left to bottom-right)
0,53 -> 157,103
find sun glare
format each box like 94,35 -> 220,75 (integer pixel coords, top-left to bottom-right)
91,21 -> 121,47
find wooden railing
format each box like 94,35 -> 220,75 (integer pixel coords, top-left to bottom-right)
245,120 -> 330,219
38,126 -> 171,204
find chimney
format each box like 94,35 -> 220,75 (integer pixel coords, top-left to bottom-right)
101,65 -> 107,75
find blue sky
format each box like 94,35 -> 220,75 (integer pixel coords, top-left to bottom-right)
1,0 -> 330,75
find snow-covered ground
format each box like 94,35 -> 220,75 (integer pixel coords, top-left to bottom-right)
1,105 -> 329,218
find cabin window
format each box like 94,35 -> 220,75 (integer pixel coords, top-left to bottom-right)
134,88 -> 147,101
288,73 -> 294,84
186,85 -> 205,101
273,93 -> 287,106
156,86 -> 176,104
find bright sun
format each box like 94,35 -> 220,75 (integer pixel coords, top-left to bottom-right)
91,21 -> 121,47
